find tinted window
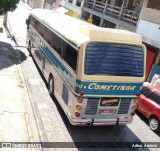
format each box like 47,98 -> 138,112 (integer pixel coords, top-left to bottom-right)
31,16 -> 35,27
45,27 -> 52,46
39,24 -> 45,37
85,43 -> 144,76
148,92 -> 160,105
52,32 -> 63,56
30,16 -> 78,72
33,18 -> 45,37
64,44 -> 77,71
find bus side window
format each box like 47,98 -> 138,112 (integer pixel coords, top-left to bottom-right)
52,33 -> 62,56
44,27 -> 52,46
31,16 -> 34,27
33,19 -> 44,37
34,19 -> 39,31
39,23 -> 45,38
39,22 -> 45,37
63,44 -> 77,72
61,40 -> 67,59
31,16 -> 37,28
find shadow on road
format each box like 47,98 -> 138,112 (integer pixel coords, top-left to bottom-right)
0,41 -> 27,70
51,96 -> 149,151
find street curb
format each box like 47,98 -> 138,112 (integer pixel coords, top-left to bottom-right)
15,52 -> 42,147
13,47 -> 42,144
25,113 -> 33,141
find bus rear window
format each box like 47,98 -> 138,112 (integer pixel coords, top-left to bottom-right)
85,43 -> 144,77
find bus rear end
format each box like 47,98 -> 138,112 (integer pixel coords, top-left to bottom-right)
68,42 -> 146,126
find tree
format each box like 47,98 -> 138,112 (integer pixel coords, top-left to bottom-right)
0,0 -> 20,15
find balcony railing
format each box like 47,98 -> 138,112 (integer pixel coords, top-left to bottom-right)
84,0 -> 94,9
84,0 -> 141,26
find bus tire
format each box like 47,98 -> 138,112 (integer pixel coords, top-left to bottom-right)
48,75 -> 54,97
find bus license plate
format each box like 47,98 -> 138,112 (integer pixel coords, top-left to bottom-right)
101,109 -> 113,115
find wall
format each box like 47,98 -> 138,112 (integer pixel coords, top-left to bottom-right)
28,0 -> 45,8
136,0 -> 160,49
62,0 -> 82,15
139,0 -> 160,24
118,25 -> 134,32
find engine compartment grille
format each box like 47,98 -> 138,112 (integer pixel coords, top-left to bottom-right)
118,98 -> 131,114
85,98 -> 99,114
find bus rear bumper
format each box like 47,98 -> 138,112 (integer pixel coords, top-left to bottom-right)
68,114 -> 132,126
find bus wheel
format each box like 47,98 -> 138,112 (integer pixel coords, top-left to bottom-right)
149,116 -> 160,132
48,75 -> 54,96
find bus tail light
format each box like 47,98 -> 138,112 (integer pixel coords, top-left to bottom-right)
77,98 -> 83,103
79,91 -> 84,96
76,105 -> 82,111
75,112 -> 80,117
132,105 -> 137,110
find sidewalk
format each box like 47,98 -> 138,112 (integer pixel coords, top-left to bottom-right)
0,16 -> 33,147
0,12 -> 43,150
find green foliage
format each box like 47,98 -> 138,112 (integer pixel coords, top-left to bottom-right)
0,0 -> 20,15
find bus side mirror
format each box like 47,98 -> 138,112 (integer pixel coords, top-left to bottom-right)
26,19 -> 30,30
26,19 -> 29,25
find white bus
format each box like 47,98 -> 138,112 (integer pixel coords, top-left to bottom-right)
26,9 -> 146,126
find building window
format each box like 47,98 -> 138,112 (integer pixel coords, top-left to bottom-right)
147,0 -> 160,10
76,0 -> 82,7
68,0 -> 73,4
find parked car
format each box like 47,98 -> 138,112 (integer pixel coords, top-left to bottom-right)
136,86 -> 160,132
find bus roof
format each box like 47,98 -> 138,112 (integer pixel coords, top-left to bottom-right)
31,9 -> 142,47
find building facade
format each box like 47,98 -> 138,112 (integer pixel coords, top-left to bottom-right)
81,0 -> 144,31
61,0 -> 84,19
25,0 -> 82,17
27,0 -> 45,8
136,0 -> 160,49
26,0 -> 61,9
43,0 -> 61,9
136,0 -> 160,81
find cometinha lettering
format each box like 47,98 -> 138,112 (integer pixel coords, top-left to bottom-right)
88,83 -> 136,91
